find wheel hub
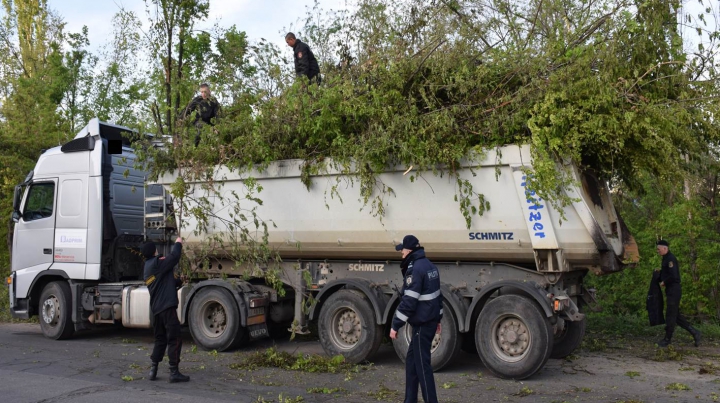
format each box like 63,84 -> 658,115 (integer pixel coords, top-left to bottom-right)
332,309 -> 361,349
202,301 -> 228,338
496,318 -> 529,358
431,332 -> 441,351
42,297 -> 58,325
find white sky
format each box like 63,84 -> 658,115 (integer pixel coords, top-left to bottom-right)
48,0 -> 351,53
45,0 -> 720,75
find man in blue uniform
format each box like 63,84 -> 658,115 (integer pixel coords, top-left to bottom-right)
143,237 -> 190,382
390,235 -> 442,403
656,239 -> 701,347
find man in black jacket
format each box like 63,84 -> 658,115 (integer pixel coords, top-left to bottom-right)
656,239 -> 701,347
183,83 -> 220,146
285,32 -> 321,84
390,235 -> 442,403
142,237 -> 189,382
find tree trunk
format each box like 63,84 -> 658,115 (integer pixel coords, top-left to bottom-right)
175,26 -> 184,119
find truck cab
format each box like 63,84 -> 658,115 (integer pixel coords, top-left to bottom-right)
9,118 -> 146,323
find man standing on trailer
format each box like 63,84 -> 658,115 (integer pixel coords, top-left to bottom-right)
390,235 -> 442,403
182,83 -> 220,147
655,239 -> 701,347
143,236 -> 190,382
285,32 -> 321,84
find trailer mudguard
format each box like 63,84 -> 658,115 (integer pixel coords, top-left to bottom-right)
464,280 -> 553,331
181,279 -> 254,327
309,278 -> 388,325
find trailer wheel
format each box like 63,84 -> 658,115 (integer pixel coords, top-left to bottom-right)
39,281 -> 74,340
475,295 -> 553,379
189,287 -> 246,351
318,290 -> 383,364
391,300 -> 462,371
550,317 -> 586,359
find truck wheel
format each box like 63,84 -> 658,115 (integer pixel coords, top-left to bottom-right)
550,317 -> 586,359
318,290 -> 383,364
392,300 -> 461,371
189,287 -> 246,351
475,295 -> 553,379
39,281 -> 74,340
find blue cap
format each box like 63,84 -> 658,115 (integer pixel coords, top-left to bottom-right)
395,235 -> 421,251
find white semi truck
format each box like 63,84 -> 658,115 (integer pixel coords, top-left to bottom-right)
6,118 -> 638,379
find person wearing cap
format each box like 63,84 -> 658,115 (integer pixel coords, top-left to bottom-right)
142,237 -> 190,382
390,235 -> 443,403
655,239 -> 701,347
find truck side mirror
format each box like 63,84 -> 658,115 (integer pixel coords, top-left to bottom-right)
12,185 -> 23,213
11,210 -> 20,223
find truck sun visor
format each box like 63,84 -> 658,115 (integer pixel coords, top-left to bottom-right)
61,135 -> 96,153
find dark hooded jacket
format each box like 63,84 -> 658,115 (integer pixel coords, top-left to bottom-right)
292,40 -> 320,80
143,242 -> 182,314
184,96 -> 219,125
391,248 -> 443,331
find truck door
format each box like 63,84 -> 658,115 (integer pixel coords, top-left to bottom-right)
12,179 -> 58,296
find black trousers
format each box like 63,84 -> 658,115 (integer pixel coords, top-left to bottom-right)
665,286 -> 693,340
151,307 -> 182,366
405,323 -> 439,403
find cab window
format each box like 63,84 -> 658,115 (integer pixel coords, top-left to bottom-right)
22,182 -> 55,221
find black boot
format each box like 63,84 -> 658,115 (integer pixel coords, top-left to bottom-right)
690,328 -> 701,347
148,362 -> 158,381
169,366 -> 190,383
657,338 -> 671,348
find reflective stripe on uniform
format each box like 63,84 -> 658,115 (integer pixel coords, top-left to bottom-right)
395,310 -> 409,322
404,289 -> 441,301
404,290 -> 421,299
418,289 -> 441,301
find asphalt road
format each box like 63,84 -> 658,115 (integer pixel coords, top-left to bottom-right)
0,322 -> 718,402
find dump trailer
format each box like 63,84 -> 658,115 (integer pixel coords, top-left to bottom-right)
7,119 -> 637,380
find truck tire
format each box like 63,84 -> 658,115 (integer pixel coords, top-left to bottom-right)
39,281 -> 75,340
318,290 -> 383,364
391,300 -> 461,371
475,295 -> 553,379
188,287 -> 246,351
550,317 -> 586,359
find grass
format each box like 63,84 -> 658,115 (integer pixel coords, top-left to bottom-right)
230,347 -> 366,374
665,383 -> 691,391
625,371 -> 641,378
306,387 -> 343,394
513,386 -> 534,397
652,345 -> 683,362
366,384 -> 398,401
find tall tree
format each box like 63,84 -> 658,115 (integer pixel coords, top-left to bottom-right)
145,0 -> 209,137
0,0 -> 69,271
